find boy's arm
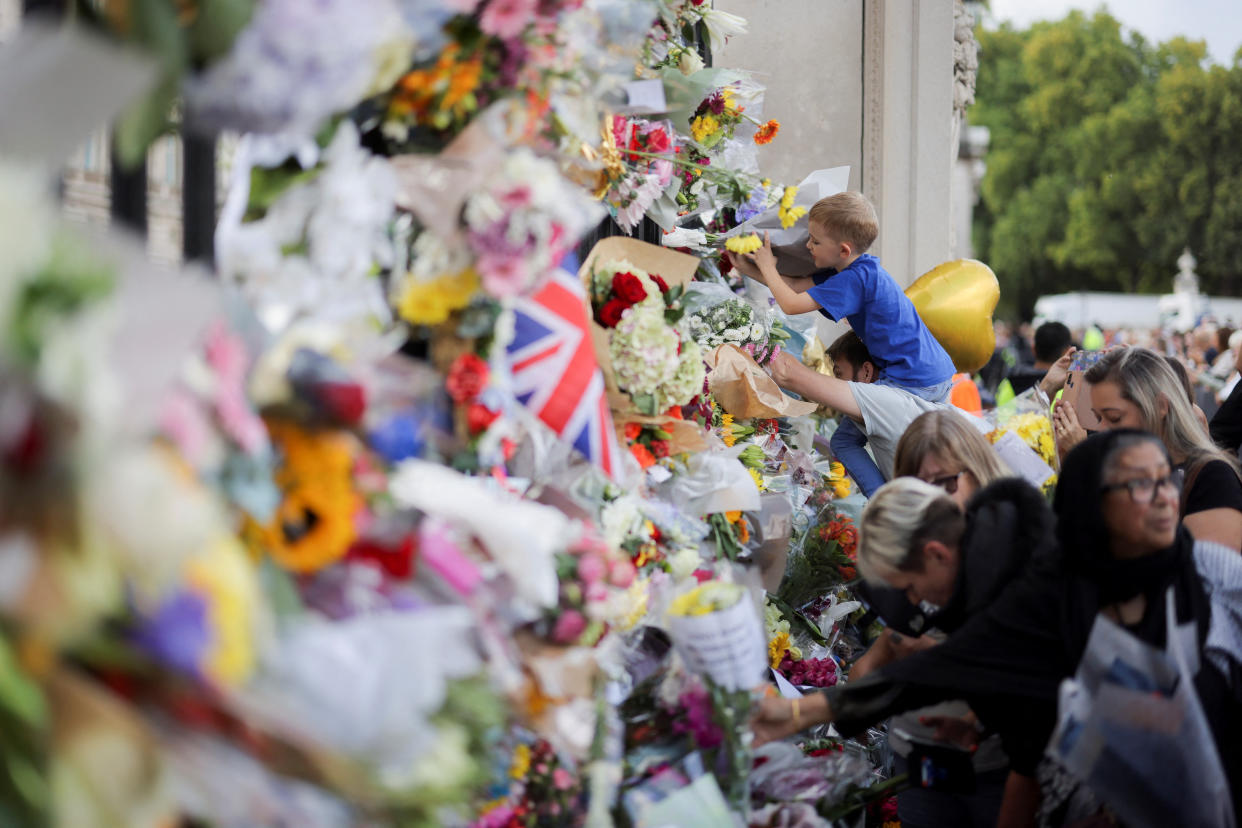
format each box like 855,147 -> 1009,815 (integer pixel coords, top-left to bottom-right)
733,253 -> 816,293
746,233 -> 821,315
768,353 -> 862,419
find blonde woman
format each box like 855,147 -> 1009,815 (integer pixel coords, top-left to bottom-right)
857,412 -> 1017,828
893,410 -> 1010,506
1053,346 -> 1242,550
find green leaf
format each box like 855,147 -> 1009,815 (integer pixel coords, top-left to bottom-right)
632,393 -> 658,416
0,638 -> 46,728
112,75 -> 179,170
187,0 -> 256,61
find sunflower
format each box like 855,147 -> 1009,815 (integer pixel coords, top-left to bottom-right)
247,421 -> 360,574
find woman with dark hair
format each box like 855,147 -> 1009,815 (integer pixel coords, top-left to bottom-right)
752,431 -> 1242,825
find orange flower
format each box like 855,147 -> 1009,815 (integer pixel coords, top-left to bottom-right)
753,119 -> 780,145
624,422 -> 642,441
630,443 -> 657,468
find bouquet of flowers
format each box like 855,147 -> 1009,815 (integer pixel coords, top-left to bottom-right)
985,388 -> 1058,493
684,295 -> 786,365
606,116 -> 678,231
465,149 -> 603,298
666,581 -> 766,692
588,257 -> 705,416
532,530 -> 637,646
777,507 -> 859,610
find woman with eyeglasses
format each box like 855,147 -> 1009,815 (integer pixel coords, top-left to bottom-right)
1053,346 -> 1242,550
849,411 -> 1021,828
752,431 -> 1242,825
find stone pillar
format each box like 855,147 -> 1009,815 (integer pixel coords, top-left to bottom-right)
863,0 -> 956,286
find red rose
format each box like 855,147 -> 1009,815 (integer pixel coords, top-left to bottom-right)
446,353 -> 489,403
651,273 -> 670,293
612,271 -> 648,305
646,127 -> 671,154
466,401 -> 500,435
624,422 -> 642,440
598,298 -> 628,328
719,252 -> 734,275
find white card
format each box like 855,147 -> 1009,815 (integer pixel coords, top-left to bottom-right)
623,79 -> 667,113
992,430 -> 1055,489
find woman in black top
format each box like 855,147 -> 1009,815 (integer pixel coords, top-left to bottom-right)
753,431 -> 1242,825
1055,346 -> 1242,550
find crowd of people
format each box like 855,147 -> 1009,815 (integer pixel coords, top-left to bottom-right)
735,191 -> 1242,827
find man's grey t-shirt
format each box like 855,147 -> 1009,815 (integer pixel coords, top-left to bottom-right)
847,382 -> 975,478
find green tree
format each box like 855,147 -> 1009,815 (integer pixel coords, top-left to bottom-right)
971,10 -> 1242,318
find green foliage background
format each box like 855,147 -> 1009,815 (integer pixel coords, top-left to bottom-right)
971,10 -> 1242,320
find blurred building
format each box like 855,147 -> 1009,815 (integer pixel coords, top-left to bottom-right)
4,1 -> 234,266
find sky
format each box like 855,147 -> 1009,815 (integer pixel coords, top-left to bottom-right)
984,0 -> 1242,65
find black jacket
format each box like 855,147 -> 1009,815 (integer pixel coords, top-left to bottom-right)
824,478 -> 1064,775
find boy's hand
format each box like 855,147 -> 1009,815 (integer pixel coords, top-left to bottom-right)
748,231 -> 778,274
731,251 -> 762,281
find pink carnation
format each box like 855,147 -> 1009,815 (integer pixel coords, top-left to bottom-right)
608,559 -> 636,589
576,552 -> 607,585
552,609 -> 587,643
479,0 -> 537,39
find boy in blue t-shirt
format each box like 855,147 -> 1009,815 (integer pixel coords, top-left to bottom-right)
736,191 -> 956,496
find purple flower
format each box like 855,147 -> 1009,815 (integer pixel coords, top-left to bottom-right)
132,590 -> 211,678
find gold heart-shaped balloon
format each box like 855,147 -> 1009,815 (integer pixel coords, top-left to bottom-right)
904,259 -> 1000,375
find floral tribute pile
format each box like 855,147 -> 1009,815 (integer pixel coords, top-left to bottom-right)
0,2 -> 910,827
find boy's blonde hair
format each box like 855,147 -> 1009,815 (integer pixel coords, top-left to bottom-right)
808,192 -> 879,253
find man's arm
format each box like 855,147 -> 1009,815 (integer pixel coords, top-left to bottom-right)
768,352 -> 861,419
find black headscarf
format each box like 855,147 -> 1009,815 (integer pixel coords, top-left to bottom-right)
1053,429 -> 1189,611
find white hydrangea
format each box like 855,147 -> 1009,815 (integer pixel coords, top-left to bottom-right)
610,304 -> 681,397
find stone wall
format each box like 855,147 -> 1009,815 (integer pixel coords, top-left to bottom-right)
716,0 -> 960,289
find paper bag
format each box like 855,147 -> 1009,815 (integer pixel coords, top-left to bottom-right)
707,345 -> 817,419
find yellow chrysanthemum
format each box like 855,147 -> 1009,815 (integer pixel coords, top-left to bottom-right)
720,412 -> 736,447
668,581 -> 743,617
617,578 -> 650,631
186,537 -> 260,687
827,461 -> 852,499
767,631 -> 801,668
508,744 -> 531,780
777,186 -> 806,229
691,114 -> 720,143
395,269 -> 479,326
725,234 -> 762,255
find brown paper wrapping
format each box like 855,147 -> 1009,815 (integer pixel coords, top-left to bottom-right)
577,237 -> 702,421
707,345 -> 818,419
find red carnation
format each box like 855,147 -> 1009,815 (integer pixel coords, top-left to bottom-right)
466,401 -> 500,435
646,127 -> 671,154
445,352 -> 489,403
650,439 -> 671,458
598,298 -> 628,328
612,271 -> 648,305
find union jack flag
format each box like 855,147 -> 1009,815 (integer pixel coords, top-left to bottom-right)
506,262 -> 619,479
